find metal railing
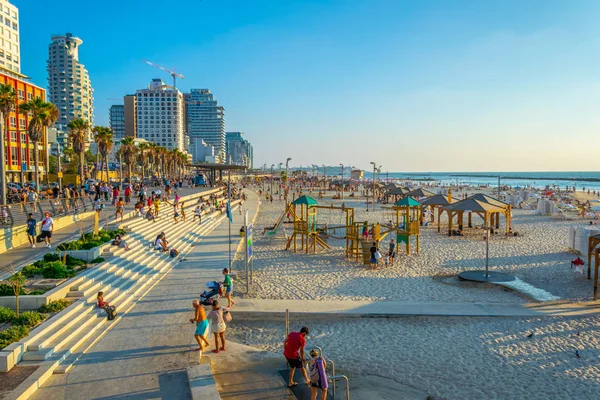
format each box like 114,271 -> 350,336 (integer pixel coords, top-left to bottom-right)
0,195 -> 100,228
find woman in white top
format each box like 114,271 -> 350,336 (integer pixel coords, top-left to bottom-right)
208,300 -> 227,353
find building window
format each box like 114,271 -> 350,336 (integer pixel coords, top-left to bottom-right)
18,118 -> 25,127
9,116 -> 16,127
17,89 -> 23,100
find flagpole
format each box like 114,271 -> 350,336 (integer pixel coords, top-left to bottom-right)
228,170 -> 232,272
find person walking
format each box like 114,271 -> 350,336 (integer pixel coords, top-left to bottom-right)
124,185 -> 132,205
283,327 -> 311,388
308,349 -> 329,400
180,201 -> 186,222
40,212 -> 54,248
222,268 -> 235,307
387,238 -> 396,267
190,299 -> 210,351
208,300 -> 227,353
26,213 -> 37,248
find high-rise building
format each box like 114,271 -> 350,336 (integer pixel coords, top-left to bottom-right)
135,78 -> 185,151
0,1 -> 20,75
109,105 -> 125,141
0,71 -> 47,182
225,132 -> 253,168
184,89 -> 225,162
47,33 -> 94,141
123,94 -> 136,138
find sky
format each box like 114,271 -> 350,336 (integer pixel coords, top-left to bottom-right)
13,0 -> 600,172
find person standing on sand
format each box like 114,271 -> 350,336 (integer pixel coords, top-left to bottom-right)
190,299 -> 210,351
386,238 -> 395,266
284,326 -> 310,388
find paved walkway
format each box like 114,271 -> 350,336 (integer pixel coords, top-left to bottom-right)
29,191 -> 263,400
0,186 -> 212,280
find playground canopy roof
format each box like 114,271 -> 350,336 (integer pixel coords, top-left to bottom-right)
443,198 -> 506,213
420,194 -> 457,207
468,193 -> 509,209
293,195 -> 318,206
405,188 -> 436,198
394,197 -> 422,207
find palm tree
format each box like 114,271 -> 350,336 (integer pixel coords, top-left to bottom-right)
66,118 -> 90,189
120,137 -> 136,183
92,126 -> 113,182
148,142 -> 158,179
19,98 -> 59,191
0,84 -> 17,204
137,142 -> 149,182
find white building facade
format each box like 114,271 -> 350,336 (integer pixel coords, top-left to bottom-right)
184,89 -> 225,163
135,79 -> 185,151
0,0 -> 20,74
47,33 -> 94,140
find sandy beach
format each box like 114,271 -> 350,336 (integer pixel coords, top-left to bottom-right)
228,185 -> 600,399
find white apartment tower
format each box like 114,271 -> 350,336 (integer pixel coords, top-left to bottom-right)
185,89 -> 225,162
0,1 -> 20,74
135,79 -> 185,151
47,33 -> 94,138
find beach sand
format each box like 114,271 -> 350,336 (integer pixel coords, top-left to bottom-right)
229,185 -> 600,399
228,315 -> 600,400
246,188 -> 594,303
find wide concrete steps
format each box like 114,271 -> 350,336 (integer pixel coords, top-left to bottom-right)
4,204 -> 232,400
21,208 -> 224,359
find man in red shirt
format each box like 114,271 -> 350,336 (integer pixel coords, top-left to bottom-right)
283,326 -> 310,388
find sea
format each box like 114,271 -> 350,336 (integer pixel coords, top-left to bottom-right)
366,171 -> 600,192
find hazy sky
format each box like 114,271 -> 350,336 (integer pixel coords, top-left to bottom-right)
14,0 -> 600,172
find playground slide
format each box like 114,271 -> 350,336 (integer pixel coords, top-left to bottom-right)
264,209 -> 287,235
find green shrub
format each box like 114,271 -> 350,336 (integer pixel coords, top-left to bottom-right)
12,311 -> 46,328
65,255 -> 86,267
90,257 -> 105,264
0,306 -> 16,323
43,253 -> 60,262
0,283 -> 23,296
41,262 -> 72,279
21,264 -> 43,278
58,229 -> 126,251
38,299 -> 70,314
0,325 -> 29,349
25,289 -> 47,295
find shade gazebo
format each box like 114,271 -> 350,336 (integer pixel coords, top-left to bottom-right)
587,234 -> 600,300
469,193 -> 512,231
440,198 -> 507,236
420,194 -> 457,223
405,188 -> 436,199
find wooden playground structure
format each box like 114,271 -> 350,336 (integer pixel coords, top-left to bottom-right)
283,195 -> 422,266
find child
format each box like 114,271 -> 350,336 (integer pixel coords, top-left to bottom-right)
194,205 -> 202,223
173,203 -> 180,223
97,291 -> 110,309
180,201 -> 186,221
309,349 -> 328,400
115,197 -> 125,221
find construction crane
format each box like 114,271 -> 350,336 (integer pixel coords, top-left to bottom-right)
141,60 -> 184,89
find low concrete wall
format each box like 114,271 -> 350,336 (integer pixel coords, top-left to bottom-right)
187,364 -> 221,400
0,210 -> 96,255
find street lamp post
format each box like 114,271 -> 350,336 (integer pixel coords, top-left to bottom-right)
270,164 -> 274,195
323,165 -> 326,191
285,157 -> 291,202
370,161 -> 376,211
339,163 -> 344,200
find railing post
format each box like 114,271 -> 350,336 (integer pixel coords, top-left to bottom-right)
285,309 -> 289,338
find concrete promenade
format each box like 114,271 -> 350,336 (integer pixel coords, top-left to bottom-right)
29,191 -> 260,400
0,186 -> 208,280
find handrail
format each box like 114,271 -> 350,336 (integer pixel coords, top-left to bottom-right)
329,375 -> 350,400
